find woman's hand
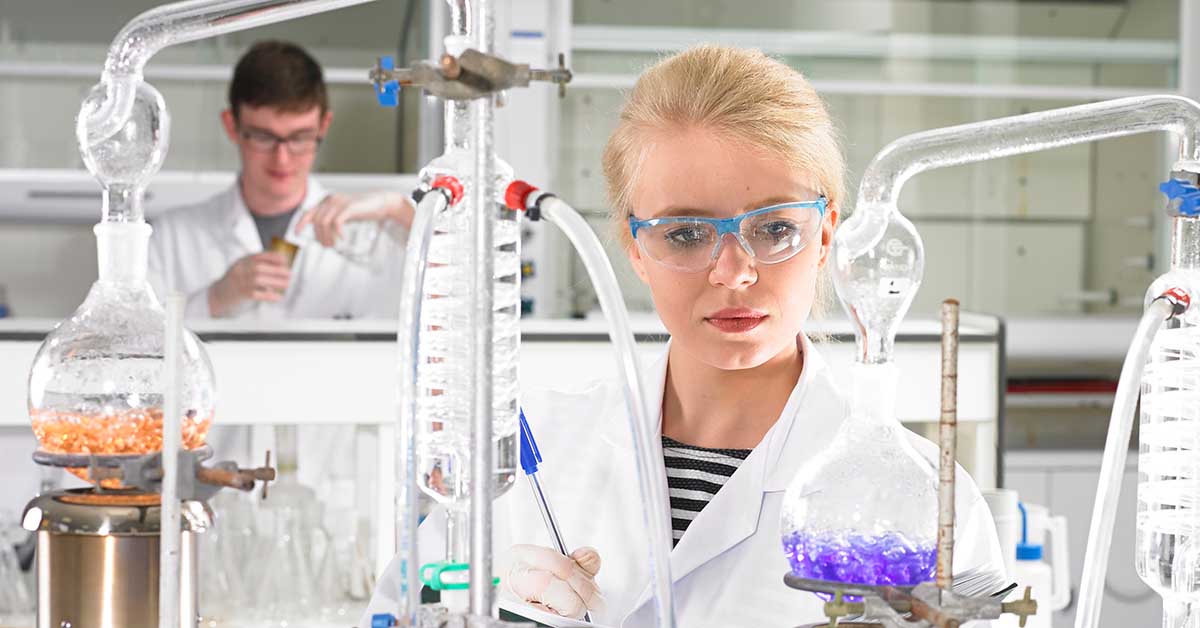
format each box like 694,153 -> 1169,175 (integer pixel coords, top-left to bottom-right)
506,545 -> 604,619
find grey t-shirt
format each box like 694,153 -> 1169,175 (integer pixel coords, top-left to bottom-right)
252,207 -> 299,251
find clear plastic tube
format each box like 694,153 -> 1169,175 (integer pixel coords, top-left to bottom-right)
837,95 -> 1200,364
541,196 -> 677,628
1073,297 -> 1174,628
394,189 -> 450,626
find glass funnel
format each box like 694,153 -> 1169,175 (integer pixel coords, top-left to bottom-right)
780,363 -> 938,589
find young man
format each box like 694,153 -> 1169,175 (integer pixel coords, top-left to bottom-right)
149,40 -> 412,320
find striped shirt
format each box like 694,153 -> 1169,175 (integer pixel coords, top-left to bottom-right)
662,436 -> 752,546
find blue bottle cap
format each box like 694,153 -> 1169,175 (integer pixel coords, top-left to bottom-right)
1015,502 -> 1043,561
371,613 -> 396,628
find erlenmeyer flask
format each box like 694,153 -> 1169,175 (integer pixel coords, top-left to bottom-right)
251,426 -> 325,626
252,472 -> 323,625
199,490 -> 257,623
0,512 -> 34,625
780,363 -> 938,588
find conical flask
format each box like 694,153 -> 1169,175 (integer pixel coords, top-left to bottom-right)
780,363 -> 938,588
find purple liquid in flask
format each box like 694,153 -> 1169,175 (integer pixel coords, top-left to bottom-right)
782,530 -> 936,589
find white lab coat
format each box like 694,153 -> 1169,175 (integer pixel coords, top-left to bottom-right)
147,177 -> 406,320
362,337 -> 1006,628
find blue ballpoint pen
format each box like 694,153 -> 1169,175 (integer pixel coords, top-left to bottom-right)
518,408 -> 593,624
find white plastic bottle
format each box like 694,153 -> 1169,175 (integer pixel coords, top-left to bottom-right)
984,488 -> 1020,580
997,502 -> 1071,628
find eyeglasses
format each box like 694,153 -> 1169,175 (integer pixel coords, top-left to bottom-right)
238,127 -> 323,155
628,197 -> 828,273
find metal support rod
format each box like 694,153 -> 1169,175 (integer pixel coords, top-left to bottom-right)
447,0 -> 470,36
468,0 -> 497,614
158,294 -> 184,628
937,299 -> 960,595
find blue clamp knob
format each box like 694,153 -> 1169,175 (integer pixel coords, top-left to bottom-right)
371,613 -> 397,628
375,55 -> 399,108
518,408 -> 543,476
1160,178 -> 1200,216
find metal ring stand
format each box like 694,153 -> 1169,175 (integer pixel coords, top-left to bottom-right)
32,445 -> 213,469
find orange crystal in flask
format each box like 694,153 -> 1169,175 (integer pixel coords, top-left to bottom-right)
31,408 -> 212,487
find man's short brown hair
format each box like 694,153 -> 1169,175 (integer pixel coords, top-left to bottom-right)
228,40 -> 328,119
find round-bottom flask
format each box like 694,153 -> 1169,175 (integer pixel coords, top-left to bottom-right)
27,223 -> 215,486
780,363 -> 938,590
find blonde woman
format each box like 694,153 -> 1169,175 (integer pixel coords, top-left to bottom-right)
364,45 -> 1004,627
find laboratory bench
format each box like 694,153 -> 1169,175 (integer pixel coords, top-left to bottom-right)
0,313 -> 1002,626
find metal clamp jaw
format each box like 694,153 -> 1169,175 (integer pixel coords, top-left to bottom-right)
101,449 -> 275,502
372,49 -> 572,104
34,448 -> 276,502
787,578 -> 1037,628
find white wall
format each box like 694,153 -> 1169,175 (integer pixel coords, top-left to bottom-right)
559,0 -> 1175,319
0,222 -> 95,317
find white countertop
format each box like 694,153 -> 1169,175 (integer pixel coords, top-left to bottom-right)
0,310 -> 1002,340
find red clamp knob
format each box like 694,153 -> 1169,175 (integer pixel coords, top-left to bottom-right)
1164,287 -> 1192,310
505,180 -> 539,211
431,175 -> 464,206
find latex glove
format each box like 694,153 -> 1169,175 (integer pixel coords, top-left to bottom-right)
506,545 -> 604,619
207,251 -> 291,317
294,191 -> 413,248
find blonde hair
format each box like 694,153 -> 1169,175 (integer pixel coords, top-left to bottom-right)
601,45 -> 846,317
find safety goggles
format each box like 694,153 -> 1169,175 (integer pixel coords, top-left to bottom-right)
628,197 -> 827,273
238,126 -> 323,155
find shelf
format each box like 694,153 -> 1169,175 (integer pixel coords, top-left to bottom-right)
571,25 -> 1179,64
568,24 -> 1176,101
572,72 -> 1172,102
1006,392 -> 1116,409
0,169 -> 420,223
